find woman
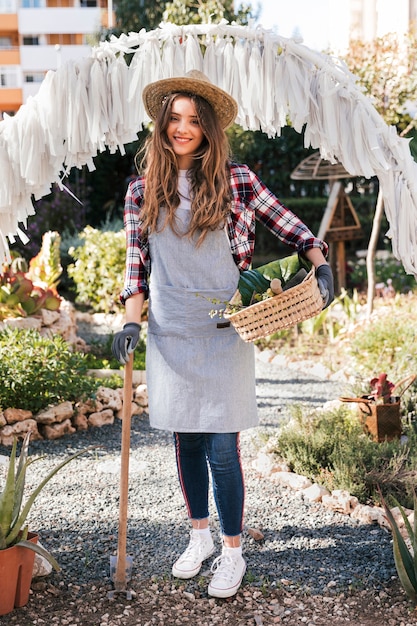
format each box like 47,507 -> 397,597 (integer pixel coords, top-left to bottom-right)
112,70 -> 333,599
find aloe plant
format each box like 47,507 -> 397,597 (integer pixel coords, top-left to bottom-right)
380,488 -> 417,606
0,432 -> 89,571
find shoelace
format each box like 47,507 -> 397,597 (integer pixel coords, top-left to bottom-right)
210,554 -> 236,582
179,534 -> 207,561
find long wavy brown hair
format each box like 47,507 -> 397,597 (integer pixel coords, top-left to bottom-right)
136,92 -> 232,245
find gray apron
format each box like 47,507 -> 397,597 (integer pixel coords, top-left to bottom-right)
146,205 -> 258,433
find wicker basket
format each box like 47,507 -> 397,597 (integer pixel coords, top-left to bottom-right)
225,269 -> 323,342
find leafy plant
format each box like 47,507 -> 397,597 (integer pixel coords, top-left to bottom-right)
349,302 -> 417,381
26,230 -> 63,291
0,432 -> 90,568
0,328 -> 99,413
272,405 -> 417,507
380,489 -> 417,606
0,268 -> 61,321
67,226 -> 126,313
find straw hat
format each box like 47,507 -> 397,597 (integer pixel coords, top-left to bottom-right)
142,70 -> 238,129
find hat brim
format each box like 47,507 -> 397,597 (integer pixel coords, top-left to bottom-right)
142,76 -> 238,130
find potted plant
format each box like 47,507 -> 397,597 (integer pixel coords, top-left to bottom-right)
341,373 -> 416,442
0,431 -> 89,616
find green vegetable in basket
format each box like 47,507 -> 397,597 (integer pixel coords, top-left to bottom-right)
238,269 -> 270,306
255,254 -> 311,284
237,254 -> 311,307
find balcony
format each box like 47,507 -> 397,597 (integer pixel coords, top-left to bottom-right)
18,7 -> 101,35
20,43 -> 92,71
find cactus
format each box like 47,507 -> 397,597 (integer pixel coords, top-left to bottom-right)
0,432 -> 90,569
380,488 -> 417,606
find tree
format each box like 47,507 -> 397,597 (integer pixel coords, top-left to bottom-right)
103,0 -> 166,39
342,32 -> 417,313
163,0 -> 255,26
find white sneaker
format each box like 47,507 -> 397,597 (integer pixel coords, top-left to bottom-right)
207,546 -> 246,598
172,530 -> 215,579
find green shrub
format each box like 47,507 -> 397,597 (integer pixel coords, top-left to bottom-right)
67,226 -> 126,313
272,405 -> 417,508
347,254 -> 417,293
0,328 -> 99,413
348,303 -> 417,382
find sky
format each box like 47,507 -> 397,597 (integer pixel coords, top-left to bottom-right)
252,0 -> 349,51
252,0 -> 412,51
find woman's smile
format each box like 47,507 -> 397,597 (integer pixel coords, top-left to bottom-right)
166,96 -> 205,169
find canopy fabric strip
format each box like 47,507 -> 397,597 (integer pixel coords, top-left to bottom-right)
0,21 -> 416,275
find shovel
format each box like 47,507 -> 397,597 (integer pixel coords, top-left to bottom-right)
108,352 -> 134,599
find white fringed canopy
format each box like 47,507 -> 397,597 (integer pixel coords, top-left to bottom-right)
1,21 -> 417,274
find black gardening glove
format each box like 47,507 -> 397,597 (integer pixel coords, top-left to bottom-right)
111,323 -> 141,365
315,264 -> 334,309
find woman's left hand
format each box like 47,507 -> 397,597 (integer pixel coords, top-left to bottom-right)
315,264 -> 334,309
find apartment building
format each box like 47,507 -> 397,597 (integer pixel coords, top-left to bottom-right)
0,0 -> 110,118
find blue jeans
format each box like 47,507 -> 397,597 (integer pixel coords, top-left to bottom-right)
173,432 -> 245,537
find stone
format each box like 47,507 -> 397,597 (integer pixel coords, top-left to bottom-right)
251,451 -> 288,477
116,403 -> 143,419
131,402 -> 145,416
40,308 -> 61,327
134,384 -> 148,407
34,407 -> 57,425
0,419 -> 41,445
247,527 -> 265,541
321,489 -> 359,514
48,300 -> 78,344
76,398 -> 99,415
96,386 -> 123,412
72,413 -> 89,430
4,407 -> 33,424
302,483 -> 330,502
351,504 -> 382,525
3,316 -> 42,330
41,418 -> 76,440
270,471 -> 312,490
88,409 -> 114,428
35,402 -> 74,425
0,412 -> 6,427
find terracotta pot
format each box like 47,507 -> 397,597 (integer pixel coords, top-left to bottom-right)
0,532 -> 38,616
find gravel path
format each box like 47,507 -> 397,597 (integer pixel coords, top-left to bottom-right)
1,357 -> 415,625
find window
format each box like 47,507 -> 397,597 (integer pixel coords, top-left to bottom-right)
0,0 -> 17,12
0,66 -> 19,88
24,72 -> 44,83
80,0 -> 97,6
0,38 -> 13,49
20,0 -> 43,7
22,36 -> 39,45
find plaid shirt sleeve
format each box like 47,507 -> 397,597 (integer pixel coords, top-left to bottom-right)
227,163 -> 328,270
120,177 -> 150,304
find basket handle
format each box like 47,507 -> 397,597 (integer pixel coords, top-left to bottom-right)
392,374 -> 416,398
339,396 -> 372,404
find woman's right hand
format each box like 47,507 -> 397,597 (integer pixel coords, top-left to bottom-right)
111,323 -> 141,364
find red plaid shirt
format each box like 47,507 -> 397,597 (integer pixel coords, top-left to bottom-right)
120,162 -> 328,303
